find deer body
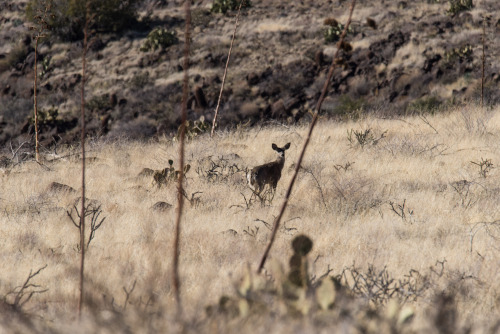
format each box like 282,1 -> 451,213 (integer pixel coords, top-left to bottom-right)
247,143 -> 290,195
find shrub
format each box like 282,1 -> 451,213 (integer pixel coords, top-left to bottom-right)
191,8 -> 212,27
0,42 -> 29,72
407,96 -> 442,114
447,0 -> 473,15
180,116 -> 211,140
211,0 -> 251,14
87,94 -> 112,111
152,160 -> 191,188
323,18 -> 352,44
443,44 -> 473,65
330,95 -> 365,119
27,106 -> 60,128
140,27 -> 178,52
26,0 -> 140,41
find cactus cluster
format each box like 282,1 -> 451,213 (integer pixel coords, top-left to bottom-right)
288,235 -> 313,287
443,44 -> 473,65
180,116 -> 211,140
323,17 -> 352,44
206,234 -> 416,331
29,106 -> 58,125
140,27 -> 178,52
152,159 -> 191,188
447,0 -> 473,15
211,0 -> 251,14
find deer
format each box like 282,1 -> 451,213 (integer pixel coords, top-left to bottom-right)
247,143 -> 291,201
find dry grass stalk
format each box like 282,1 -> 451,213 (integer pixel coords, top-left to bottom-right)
173,0 -> 192,316
78,0 -> 92,318
210,0 -> 244,137
481,16 -> 486,108
30,1 -> 51,162
258,0 -> 357,273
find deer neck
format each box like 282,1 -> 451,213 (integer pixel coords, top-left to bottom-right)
276,155 -> 285,171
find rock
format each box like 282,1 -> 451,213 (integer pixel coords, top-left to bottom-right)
366,17 -> 377,29
0,156 -> 11,168
138,168 -> 155,177
109,93 -> 117,107
246,72 -> 259,85
47,182 -> 76,194
151,201 -> 172,212
194,85 -> 208,109
222,229 -> 238,236
315,49 -> 325,66
423,54 -> 442,73
271,99 -> 286,118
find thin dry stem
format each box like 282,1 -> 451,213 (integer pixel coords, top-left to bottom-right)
34,37 -> 40,162
481,16 -> 485,108
78,1 -> 91,318
258,0 -> 357,273
31,1 -> 50,162
173,0 -> 191,317
211,0 -> 244,137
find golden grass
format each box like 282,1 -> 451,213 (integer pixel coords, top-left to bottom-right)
2,105 -> 500,331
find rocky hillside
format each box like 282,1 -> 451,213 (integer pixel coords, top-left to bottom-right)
1,0 -> 499,149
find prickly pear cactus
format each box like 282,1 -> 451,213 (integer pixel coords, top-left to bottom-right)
152,159 -> 191,188
288,235 -> 313,287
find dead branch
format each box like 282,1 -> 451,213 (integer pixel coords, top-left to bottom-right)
6,264 -> 48,311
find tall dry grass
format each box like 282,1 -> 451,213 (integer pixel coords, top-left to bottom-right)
2,105 -> 500,331
258,0 -> 357,273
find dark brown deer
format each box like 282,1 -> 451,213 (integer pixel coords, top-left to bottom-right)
247,143 -> 291,199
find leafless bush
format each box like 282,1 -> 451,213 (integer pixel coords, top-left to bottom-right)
333,161 -> 354,172
341,264 -> 429,305
243,225 -> 259,239
450,179 -> 479,209
3,265 -> 48,312
196,155 -> 245,183
469,220 -> 500,253
299,165 -> 327,210
330,175 -> 382,218
347,128 -> 386,148
181,189 -> 202,207
382,135 -> 448,158
67,202 -> 106,250
389,199 -> 414,223
470,158 -> 493,178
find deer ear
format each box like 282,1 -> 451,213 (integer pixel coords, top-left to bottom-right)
272,143 -> 278,150
284,143 -> 291,150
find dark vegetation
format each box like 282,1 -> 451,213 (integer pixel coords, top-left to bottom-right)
0,0 -> 499,153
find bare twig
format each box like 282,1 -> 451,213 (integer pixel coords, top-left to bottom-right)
389,199 -> 413,222
211,0 -> 244,137
9,139 -> 30,162
418,114 -> 439,134
254,218 -> 272,230
122,280 -> 137,310
7,265 -> 48,310
469,220 -> 500,253
301,167 -> 327,210
257,0 -> 357,273
243,225 -> 259,238
173,0 -> 191,317
30,1 -> 51,162
481,16 -> 486,108
78,0 -> 94,318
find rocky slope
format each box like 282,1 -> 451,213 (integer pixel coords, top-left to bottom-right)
0,0 -> 499,149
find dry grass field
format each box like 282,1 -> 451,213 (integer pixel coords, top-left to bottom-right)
2,105 -> 500,332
